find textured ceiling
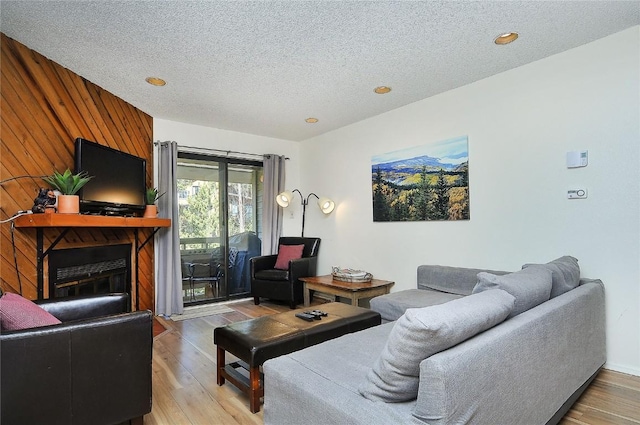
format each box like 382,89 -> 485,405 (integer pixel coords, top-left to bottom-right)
1,1 -> 638,142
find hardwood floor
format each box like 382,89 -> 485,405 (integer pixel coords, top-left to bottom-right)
148,300 -> 640,425
560,369 -> 640,425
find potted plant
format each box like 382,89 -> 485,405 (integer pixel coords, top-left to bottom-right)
143,187 -> 162,218
43,169 -> 93,214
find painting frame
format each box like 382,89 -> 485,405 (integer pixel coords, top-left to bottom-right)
371,135 -> 470,222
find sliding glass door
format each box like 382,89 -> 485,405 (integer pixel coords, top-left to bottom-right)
177,152 -> 263,306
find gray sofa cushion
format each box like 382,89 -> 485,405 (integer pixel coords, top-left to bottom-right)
263,322 -> 417,425
522,256 -> 580,298
358,289 -> 515,402
417,265 -> 509,295
370,289 -> 462,322
473,266 -> 552,318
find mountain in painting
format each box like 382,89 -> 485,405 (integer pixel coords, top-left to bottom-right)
374,154 -> 464,174
453,162 -> 468,173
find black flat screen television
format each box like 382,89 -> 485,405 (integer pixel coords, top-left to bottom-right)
74,138 -> 146,216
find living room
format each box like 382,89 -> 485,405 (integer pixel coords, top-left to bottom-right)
156,22 -> 640,378
1,2 -> 639,424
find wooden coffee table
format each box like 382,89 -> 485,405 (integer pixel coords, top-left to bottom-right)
300,275 -> 394,307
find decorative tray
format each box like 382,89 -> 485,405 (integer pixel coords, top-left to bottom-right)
331,267 -> 373,283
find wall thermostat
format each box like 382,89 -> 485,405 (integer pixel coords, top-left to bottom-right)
566,150 -> 588,168
567,189 -> 588,199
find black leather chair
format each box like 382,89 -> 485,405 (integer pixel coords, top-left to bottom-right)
0,293 -> 152,425
250,237 -> 321,309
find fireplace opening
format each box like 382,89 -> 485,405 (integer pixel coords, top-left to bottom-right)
48,244 -> 131,299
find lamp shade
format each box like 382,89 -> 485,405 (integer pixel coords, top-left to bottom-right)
276,191 -> 293,208
317,197 -> 335,214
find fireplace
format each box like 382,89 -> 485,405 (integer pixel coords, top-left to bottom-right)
48,244 -> 131,298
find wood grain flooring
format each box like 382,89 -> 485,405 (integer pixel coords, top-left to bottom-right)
148,300 -> 640,425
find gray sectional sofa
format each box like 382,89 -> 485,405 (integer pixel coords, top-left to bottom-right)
263,257 -> 606,425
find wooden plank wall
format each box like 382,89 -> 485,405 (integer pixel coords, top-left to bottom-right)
0,33 -> 156,312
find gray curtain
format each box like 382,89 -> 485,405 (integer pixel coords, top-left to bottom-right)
156,141 -> 183,316
262,154 -> 286,254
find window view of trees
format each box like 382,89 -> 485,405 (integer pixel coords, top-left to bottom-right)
177,157 -> 262,304
178,179 -> 220,239
227,182 -> 255,236
178,179 -> 256,239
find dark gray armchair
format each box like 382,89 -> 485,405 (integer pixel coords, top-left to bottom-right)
250,237 -> 321,309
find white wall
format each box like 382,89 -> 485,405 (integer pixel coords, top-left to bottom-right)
300,27 -> 640,376
153,119 -> 302,237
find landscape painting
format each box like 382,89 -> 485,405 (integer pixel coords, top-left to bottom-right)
371,136 -> 469,222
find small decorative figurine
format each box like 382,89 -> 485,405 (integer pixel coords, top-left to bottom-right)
31,188 -> 57,213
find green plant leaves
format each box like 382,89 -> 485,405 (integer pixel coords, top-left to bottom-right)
146,187 -> 160,205
43,169 -> 93,195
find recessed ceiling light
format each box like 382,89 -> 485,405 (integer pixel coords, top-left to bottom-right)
305,118 -> 319,123
145,77 -> 166,86
374,86 -> 392,94
494,32 -> 519,45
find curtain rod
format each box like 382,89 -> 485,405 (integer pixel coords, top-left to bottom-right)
154,141 -> 289,160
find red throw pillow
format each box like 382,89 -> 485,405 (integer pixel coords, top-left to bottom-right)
274,244 -> 305,270
0,292 -> 62,331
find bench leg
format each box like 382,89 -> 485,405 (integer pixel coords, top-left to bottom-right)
249,365 -> 262,413
217,346 -> 225,385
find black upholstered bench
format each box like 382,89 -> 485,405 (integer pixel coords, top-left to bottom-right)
214,302 -> 381,413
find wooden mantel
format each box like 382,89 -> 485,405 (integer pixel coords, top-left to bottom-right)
14,213 -> 171,229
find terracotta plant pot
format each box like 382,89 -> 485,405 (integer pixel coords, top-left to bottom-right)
143,205 -> 158,218
57,194 -> 80,214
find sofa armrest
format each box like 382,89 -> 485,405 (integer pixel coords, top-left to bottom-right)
250,255 -> 278,276
289,256 -> 318,279
36,292 -> 130,322
1,310 -> 152,425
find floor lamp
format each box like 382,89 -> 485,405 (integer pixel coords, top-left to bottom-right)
276,189 -> 335,237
